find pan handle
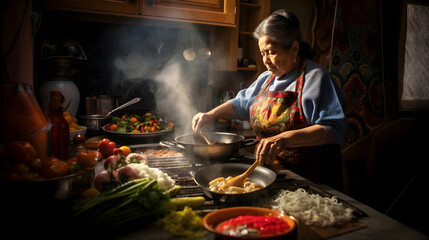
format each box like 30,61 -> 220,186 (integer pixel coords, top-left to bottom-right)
242,138 -> 258,147
159,141 -> 186,152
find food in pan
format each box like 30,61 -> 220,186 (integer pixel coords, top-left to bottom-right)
105,112 -> 174,133
142,148 -> 183,158
272,188 -> 354,227
208,176 -> 263,194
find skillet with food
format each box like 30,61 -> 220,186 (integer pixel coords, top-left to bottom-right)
193,163 -> 276,203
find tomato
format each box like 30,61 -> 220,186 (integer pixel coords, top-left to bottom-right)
12,163 -> 31,175
169,123 -> 174,128
67,157 -> 77,164
92,151 -> 103,162
119,146 -> 132,157
110,124 -> 118,131
113,148 -> 123,156
72,133 -> 86,144
68,161 -> 82,174
104,124 -> 111,131
98,139 -> 116,158
29,158 -> 42,173
42,157 -> 69,179
129,117 -> 138,123
121,115 -> 126,120
131,130 -> 140,133
7,141 -> 37,164
77,149 -> 96,169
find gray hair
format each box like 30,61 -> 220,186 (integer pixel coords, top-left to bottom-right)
253,9 -> 314,59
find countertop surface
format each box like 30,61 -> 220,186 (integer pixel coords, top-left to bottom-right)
91,148 -> 428,240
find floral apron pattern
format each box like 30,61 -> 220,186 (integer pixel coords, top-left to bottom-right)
249,62 -> 343,188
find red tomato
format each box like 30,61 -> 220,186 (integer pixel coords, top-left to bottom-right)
77,149 -> 96,169
113,148 -> 123,156
42,157 -> 69,179
7,141 -> 37,164
98,139 -> 116,158
92,151 -> 103,162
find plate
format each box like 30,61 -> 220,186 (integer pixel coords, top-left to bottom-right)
203,206 -> 296,239
102,124 -> 173,138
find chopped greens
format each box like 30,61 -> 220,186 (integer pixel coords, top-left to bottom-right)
105,112 -> 173,133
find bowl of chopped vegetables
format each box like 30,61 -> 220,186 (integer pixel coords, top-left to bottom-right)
102,112 -> 174,138
203,206 -> 296,240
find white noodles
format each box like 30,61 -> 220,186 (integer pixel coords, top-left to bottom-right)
272,188 -> 354,227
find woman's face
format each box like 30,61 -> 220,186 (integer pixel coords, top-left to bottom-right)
258,35 -> 298,77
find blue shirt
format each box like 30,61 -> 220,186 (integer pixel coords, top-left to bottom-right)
229,59 -> 347,144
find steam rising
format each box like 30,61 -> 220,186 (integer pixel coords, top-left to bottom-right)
111,28 -> 210,135
154,59 -> 199,134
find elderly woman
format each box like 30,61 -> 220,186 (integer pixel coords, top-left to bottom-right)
192,9 -> 347,190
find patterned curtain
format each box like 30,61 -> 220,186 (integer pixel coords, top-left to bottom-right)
312,0 -> 385,148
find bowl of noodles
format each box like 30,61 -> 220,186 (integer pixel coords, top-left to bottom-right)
193,163 -> 276,203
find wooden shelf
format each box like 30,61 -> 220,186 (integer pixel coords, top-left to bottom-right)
239,31 -> 253,35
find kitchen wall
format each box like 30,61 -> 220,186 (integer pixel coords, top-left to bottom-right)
1,0 -> 34,85
34,15 -> 216,130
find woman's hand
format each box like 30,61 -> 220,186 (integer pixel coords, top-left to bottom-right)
192,102 -> 238,133
255,134 -> 288,165
192,112 -> 215,133
255,125 -> 328,165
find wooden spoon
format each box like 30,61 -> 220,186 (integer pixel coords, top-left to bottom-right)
197,131 -> 215,145
219,160 -> 259,190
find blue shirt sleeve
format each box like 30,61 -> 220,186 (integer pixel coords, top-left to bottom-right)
229,60 -> 347,144
229,71 -> 272,121
302,61 -> 347,144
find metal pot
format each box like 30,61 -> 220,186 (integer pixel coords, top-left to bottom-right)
85,95 -> 118,115
80,97 -> 141,131
1,167 -> 95,201
193,163 -> 276,203
160,132 -> 257,163
80,114 -> 111,131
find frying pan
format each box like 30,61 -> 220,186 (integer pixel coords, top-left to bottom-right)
193,163 -> 276,203
160,132 -> 257,163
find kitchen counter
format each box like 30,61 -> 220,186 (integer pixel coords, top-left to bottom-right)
89,149 -> 428,240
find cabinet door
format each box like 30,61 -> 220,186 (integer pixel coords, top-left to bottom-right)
142,0 -> 236,25
43,0 -> 140,15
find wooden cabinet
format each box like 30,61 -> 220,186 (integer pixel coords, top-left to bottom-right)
211,0 -> 270,87
42,0 -> 140,15
141,0 -> 235,25
42,0 -> 236,26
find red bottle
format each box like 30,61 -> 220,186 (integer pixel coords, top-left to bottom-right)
47,91 -> 70,160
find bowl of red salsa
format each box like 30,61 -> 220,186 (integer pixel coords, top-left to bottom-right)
203,206 -> 296,239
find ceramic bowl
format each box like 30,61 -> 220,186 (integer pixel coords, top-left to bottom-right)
70,126 -> 87,139
203,206 -> 296,239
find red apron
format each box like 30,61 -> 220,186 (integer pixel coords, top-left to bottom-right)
249,62 -> 343,190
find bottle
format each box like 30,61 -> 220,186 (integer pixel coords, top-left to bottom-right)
47,90 -> 70,160
237,37 -> 244,67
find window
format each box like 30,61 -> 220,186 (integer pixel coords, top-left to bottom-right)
398,1 -> 429,110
